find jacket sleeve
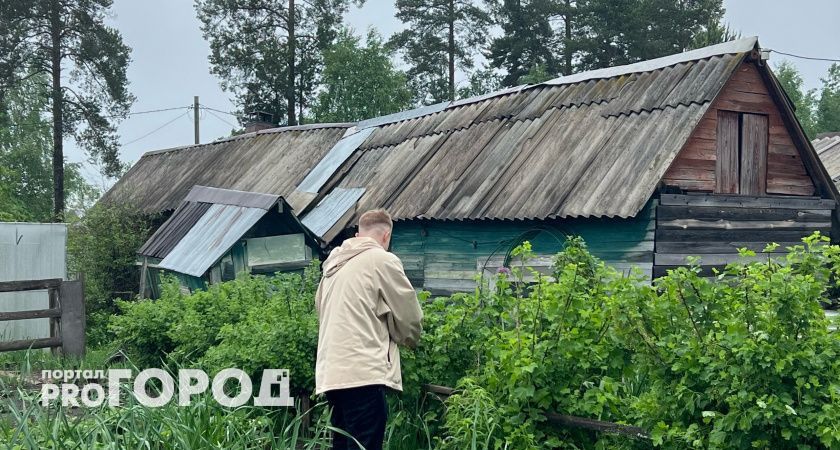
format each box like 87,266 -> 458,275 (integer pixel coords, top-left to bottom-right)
377,254 -> 423,348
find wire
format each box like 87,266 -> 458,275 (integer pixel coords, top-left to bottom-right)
768,49 -> 840,63
205,108 -> 238,128
102,105 -> 192,119
121,111 -> 190,146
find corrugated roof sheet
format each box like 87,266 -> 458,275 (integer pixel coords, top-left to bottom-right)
301,188 -> 366,238
102,125 -> 349,214
296,128 -> 376,194
138,185 -> 282,260
815,134 -> 840,182
158,204 -> 267,277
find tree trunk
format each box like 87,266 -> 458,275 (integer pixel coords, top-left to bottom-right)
564,0 -> 572,76
447,0 -> 455,101
286,0 -> 297,125
50,0 -> 64,221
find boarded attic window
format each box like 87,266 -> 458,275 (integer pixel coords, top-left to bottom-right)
715,110 -> 768,195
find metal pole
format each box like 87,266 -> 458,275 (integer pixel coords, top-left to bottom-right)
193,95 -> 200,144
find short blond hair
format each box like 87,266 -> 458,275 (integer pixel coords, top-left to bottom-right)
358,209 -> 392,233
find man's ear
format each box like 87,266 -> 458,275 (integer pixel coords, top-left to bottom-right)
355,232 -> 359,237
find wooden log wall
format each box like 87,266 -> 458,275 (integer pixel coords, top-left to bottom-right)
390,201 -> 656,295
662,61 -> 816,196
654,194 -> 834,277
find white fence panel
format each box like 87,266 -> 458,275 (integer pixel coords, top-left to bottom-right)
0,223 -> 67,342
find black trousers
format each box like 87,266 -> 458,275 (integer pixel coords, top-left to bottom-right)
325,384 -> 387,450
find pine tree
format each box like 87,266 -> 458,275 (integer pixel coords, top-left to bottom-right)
489,0 -> 559,86
196,0 -> 356,126
389,0 -> 491,103
0,0 -> 133,220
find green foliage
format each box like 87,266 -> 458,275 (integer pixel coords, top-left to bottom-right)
817,63 -> 840,135
67,203 -> 155,346
111,265 -> 321,395
518,64 -> 554,85
489,0 -> 562,86
389,0 -> 491,103
313,28 -> 412,123
105,232 -> 840,448
0,75 -> 98,221
406,234 -> 840,448
0,0 -> 133,218
775,60 -> 818,139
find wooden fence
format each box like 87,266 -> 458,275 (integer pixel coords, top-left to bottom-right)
0,278 -> 85,356
422,384 -> 650,441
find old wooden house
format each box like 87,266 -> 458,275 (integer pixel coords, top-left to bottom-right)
106,37 -> 837,295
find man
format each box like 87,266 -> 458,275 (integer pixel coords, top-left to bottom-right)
314,209 -> 423,450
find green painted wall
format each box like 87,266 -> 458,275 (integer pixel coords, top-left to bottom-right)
390,200 -> 656,294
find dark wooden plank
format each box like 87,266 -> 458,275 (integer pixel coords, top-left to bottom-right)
657,206 -> 831,221
657,218 -> 830,231
0,336 -> 62,352
656,228 -> 831,243
715,110 -> 740,194
740,113 -> 768,195
655,252 -> 779,266
0,279 -> 62,293
659,193 -> 835,210
0,308 -> 61,322
655,241 -> 806,254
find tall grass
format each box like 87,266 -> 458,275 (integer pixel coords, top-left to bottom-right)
0,349 -> 437,449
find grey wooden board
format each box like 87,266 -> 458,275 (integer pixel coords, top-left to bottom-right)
660,193 -> 835,209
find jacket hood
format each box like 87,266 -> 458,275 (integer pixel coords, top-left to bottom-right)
323,236 -> 382,277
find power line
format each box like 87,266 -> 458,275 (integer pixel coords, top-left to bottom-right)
205,108 -> 237,128
110,105 -> 192,118
121,111 -> 190,146
199,104 -> 240,117
768,49 -> 840,63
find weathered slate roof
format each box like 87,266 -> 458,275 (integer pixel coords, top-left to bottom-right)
815,133 -> 840,182
102,124 -> 353,213
306,39 -> 755,234
107,38 -> 787,241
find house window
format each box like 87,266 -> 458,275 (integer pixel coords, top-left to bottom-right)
246,234 -> 312,273
715,110 -> 768,195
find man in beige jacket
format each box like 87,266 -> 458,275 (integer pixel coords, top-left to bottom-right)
315,209 -> 423,450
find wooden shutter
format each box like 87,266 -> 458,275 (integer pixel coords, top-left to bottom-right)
715,110 -> 740,194
739,113 -> 768,195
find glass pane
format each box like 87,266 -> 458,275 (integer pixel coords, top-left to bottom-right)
246,234 -> 308,267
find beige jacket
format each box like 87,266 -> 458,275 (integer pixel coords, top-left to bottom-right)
314,237 -> 423,395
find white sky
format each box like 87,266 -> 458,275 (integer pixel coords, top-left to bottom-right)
70,0 -> 840,188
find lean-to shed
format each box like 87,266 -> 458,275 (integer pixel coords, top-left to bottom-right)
136,185 -> 320,296
106,37 -> 837,295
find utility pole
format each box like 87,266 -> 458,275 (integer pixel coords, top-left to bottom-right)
193,95 -> 200,144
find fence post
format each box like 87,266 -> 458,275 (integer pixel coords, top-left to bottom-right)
59,280 -> 85,357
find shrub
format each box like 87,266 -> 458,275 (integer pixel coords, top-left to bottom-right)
67,202 -> 156,345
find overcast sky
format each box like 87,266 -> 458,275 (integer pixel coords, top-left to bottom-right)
72,0 -> 840,188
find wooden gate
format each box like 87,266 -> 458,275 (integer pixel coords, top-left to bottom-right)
0,278 -> 85,356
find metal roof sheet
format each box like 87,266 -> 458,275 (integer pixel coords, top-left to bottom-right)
296,127 -> 375,194
184,185 -> 279,209
158,204 -> 267,277
301,188 -> 366,238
